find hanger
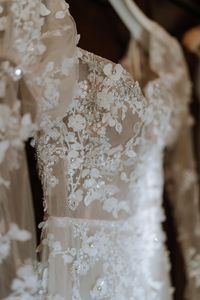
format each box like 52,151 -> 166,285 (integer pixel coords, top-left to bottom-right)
108,0 -> 149,48
124,0 -> 152,31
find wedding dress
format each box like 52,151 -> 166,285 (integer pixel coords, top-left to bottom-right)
0,1 -> 199,300
36,11 -> 200,300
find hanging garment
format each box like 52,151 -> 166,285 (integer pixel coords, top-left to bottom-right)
0,0 -> 79,298
35,17 -> 200,300
0,1 -> 199,299
121,22 -> 200,300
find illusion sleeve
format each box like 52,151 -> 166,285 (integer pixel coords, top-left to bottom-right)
165,111 -> 200,300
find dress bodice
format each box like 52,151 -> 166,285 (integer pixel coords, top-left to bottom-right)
36,49 -> 172,220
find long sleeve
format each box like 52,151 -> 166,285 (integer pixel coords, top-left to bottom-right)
165,113 -> 200,300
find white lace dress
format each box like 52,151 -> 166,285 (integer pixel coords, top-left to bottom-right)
36,24 -> 200,300
0,1 -> 199,299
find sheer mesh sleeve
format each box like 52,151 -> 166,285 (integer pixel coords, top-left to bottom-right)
165,112 -> 200,300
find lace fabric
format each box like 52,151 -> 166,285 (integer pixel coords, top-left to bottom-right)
36,21 -> 200,300
121,21 -> 200,300
35,47 -> 177,299
150,24 -> 200,300
0,0 -> 79,298
0,1 -> 199,299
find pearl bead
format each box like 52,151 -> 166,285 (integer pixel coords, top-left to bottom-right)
14,67 -> 23,80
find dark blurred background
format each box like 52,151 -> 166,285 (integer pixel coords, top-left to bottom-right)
27,1 -> 200,299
